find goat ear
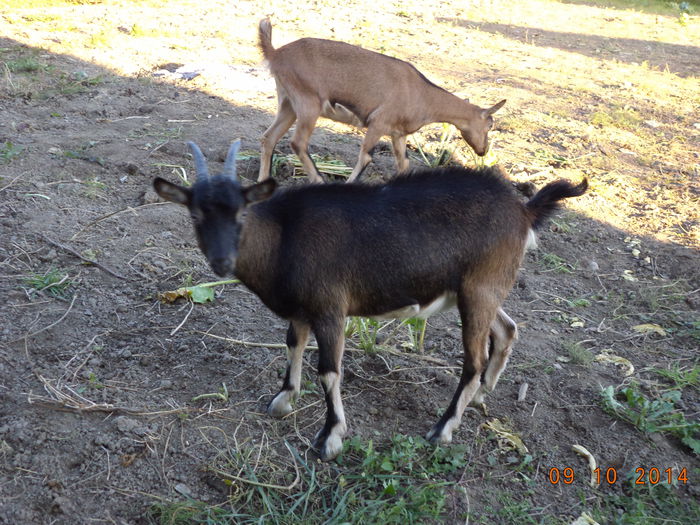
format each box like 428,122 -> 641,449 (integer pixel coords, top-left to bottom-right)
485,99 -> 507,117
153,177 -> 190,206
243,179 -> 277,204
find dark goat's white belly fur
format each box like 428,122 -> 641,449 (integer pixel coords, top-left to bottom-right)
371,292 -> 457,321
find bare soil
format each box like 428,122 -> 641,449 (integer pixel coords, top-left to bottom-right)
0,1 -> 698,523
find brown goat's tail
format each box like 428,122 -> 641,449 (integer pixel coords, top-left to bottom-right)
526,178 -> 588,229
258,18 -> 275,59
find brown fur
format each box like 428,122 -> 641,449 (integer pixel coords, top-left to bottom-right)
257,18 -> 506,182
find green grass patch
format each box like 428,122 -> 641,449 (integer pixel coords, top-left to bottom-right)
563,341 -> 595,366
591,478 -> 700,525
539,252 -> 574,273
0,141 -> 22,163
345,316 -> 383,353
148,434 -> 469,524
4,56 -> 45,73
654,362 -> 699,390
600,383 -> 700,454
590,106 -> 642,131
23,268 -> 74,300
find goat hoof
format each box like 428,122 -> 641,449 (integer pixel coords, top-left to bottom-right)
469,393 -> 485,407
313,426 -> 345,461
267,393 -> 294,418
317,434 -> 343,462
425,426 -> 452,445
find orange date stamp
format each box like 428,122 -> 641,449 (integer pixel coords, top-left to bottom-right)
548,467 -> 689,485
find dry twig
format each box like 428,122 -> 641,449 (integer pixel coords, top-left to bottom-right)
41,235 -> 129,280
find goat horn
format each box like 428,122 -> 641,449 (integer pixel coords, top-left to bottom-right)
187,141 -> 209,180
223,140 -> 241,179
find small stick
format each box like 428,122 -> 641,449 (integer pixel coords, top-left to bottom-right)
70,202 -> 169,240
13,293 -> 77,343
170,301 -> 194,336
0,172 -> 26,192
41,235 -> 129,280
195,330 -> 318,350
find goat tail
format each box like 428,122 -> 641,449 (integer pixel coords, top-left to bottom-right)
258,18 -> 275,59
526,178 -> 588,229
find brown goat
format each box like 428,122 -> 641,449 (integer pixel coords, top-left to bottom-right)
257,18 -> 506,183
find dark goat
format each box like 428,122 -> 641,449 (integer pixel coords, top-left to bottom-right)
154,142 -> 587,461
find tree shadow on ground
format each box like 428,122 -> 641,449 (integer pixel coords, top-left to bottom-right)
438,17 -> 699,78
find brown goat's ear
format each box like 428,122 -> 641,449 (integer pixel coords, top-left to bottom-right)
243,179 -> 277,204
153,177 -> 190,206
485,99 -> 507,117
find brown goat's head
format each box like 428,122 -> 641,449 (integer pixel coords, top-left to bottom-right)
153,141 -> 276,277
459,99 -> 506,156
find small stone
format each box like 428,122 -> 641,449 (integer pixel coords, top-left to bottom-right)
174,483 -> 193,498
141,189 -> 161,205
581,258 -> 599,272
115,416 -> 139,433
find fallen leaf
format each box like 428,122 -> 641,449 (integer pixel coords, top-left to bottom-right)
481,418 -> 528,455
632,323 -> 667,337
572,444 -> 599,488
595,350 -> 634,376
622,270 -> 638,282
158,285 -> 214,304
570,511 -> 601,525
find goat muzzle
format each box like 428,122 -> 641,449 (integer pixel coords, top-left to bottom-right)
209,257 -> 236,277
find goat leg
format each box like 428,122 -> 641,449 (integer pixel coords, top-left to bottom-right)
470,308 -> 517,406
259,96 -> 296,182
311,316 -> 347,461
427,289 -> 493,444
268,320 -> 310,417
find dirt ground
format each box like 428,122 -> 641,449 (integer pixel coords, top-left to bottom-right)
0,1 -> 698,523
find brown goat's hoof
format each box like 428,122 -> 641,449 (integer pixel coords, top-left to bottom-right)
425,426 -> 453,445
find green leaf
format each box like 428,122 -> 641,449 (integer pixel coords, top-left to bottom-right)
681,436 -> 700,456
382,479 -> 398,496
380,459 -> 394,472
188,285 -> 215,303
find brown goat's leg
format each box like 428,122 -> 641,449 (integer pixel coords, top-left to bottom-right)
312,316 -> 347,461
259,98 -> 297,181
346,125 -> 384,182
390,134 -> 410,173
268,320 -> 311,418
289,103 -> 323,183
426,290 -> 495,444
470,308 -> 517,406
